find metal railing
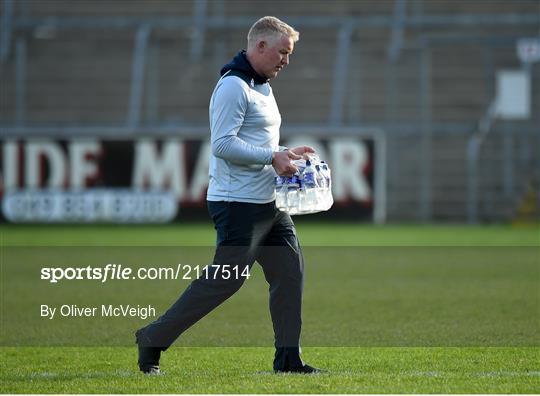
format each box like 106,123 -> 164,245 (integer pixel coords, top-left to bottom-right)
3,5 -> 538,131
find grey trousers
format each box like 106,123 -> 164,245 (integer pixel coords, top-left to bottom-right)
137,201 -> 305,370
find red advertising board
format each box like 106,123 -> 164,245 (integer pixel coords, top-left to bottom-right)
0,137 -> 379,222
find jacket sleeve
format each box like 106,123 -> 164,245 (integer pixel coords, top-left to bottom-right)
210,77 -> 273,165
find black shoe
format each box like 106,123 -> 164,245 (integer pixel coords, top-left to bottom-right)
275,364 -> 322,374
135,330 -> 161,374
140,364 -> 161,375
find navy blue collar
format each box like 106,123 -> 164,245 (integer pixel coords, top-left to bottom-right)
220,50 -> 268,85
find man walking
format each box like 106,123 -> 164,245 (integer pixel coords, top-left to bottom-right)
136,16 -> 319,374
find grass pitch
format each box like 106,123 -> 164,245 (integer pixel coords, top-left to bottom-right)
1,347 -> 538,393
0,222 -> 539,393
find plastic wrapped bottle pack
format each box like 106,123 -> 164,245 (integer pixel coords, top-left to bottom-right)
275,155 -> 333,215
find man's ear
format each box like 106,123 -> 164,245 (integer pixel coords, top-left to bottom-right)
257,40 -> 266,52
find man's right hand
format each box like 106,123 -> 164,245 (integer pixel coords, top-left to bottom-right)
272,150 -> 302,177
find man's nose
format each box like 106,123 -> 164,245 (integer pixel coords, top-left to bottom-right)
282,55 -> 289,65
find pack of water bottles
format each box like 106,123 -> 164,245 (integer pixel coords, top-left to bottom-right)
274,155 -> 333,215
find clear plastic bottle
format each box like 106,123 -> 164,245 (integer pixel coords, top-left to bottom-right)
275,176 -> 288,209
320,162 -> 332,209
315,164 -> 324,188
301,160 -> 317,212
287,175 -> 300,215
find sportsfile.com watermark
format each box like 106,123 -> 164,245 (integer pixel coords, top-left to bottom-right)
41,263 -> 251,284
